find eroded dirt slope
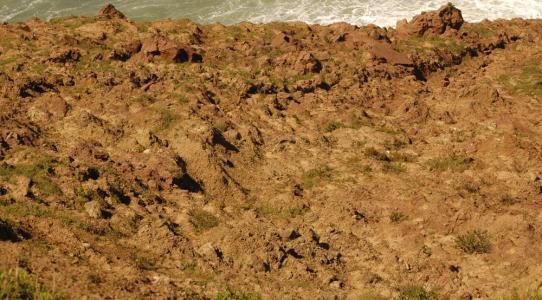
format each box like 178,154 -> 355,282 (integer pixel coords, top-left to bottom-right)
1,4 -> 542,299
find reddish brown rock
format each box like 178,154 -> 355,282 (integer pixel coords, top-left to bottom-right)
138,36 -> 202,63
98,4 -> 126,20
396,4 -> 464,36
280,51 -> 323,75
271,32 -> 293,47
369,41 -> 412,66
48,48 -> 81,63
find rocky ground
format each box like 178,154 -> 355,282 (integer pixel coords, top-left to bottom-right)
0,4 -> 542,299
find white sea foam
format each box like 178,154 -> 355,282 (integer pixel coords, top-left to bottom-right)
1,0 -> 541,26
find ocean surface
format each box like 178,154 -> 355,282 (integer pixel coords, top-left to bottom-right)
1,0 -> 542,26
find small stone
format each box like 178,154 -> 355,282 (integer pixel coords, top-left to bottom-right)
84,201 -> 104,219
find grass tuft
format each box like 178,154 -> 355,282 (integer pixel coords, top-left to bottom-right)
325,121 -> 344,132
456,230 -> 492,254
189,209 -> 219,232
427,155 -> 472,172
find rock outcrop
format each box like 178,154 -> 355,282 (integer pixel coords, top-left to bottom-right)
98,4 -> 126,19
396,3 -> 464,36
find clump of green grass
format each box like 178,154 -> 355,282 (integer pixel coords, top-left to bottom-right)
216,288 -> 261,300
0,159 -> 62,197
398,285 -> 438,300
302,165 -> 333,189
427,155 -> 472,172
189,209 -> 219,232
325,121 -> 344,132
456,230 -> 492,254
156,108 -> 179,130
390,211 -> 408,223
0,268 -> 65,300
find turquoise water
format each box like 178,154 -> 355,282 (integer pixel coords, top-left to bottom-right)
1,0 -> 541,26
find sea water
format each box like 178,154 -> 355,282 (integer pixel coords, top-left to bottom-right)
1,0 -> 541,26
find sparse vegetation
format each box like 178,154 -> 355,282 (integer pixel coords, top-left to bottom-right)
365,147 -> 414,164
302,165 -> 333,189
0,159 -> 62,197
216,288 -> 261,300
395,35 -> 466,55
156,108 -> 179,130
189,209 -> 219,232
398,285 -> 438,300
427,155 -> 472,172
325,121 -> 344,132
383,162 -> 407,173
456,230 -> 492,254
0,268 -> 65,300
390,211 -> 408,223
498,63 -> 542,100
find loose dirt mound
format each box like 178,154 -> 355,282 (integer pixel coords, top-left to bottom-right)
0,4 -> 542,299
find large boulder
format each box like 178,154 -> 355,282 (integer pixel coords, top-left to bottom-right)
396,4 -> 464,36
98,4 -> 126,20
